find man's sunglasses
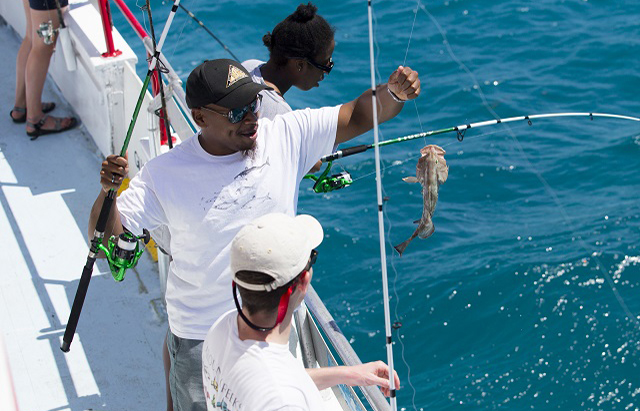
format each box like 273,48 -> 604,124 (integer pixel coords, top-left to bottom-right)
200,95 -> 262,124
306,249 -> 319,271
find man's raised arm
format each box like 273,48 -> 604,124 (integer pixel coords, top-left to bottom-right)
335,66 -> 421,144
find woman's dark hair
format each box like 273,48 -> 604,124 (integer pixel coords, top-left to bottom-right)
236,271 -> 301,315
263,2 -> 335,66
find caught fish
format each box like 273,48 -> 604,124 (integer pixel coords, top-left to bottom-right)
394,145 -> 448,255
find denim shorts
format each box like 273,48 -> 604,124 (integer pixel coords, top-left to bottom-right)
166,329 -> 207,411
29,0 -> 68,11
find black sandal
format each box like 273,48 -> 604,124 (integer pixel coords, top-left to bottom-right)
10,102 -> 56,123
26,114 -> 78,140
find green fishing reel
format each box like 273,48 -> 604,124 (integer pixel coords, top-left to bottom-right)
304,161 -> 353,193
97,229 -> 151,282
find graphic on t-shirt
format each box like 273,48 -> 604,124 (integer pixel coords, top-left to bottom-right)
233,158 -> 270,180
204,344 -> 243,411
198,158 -> 272,212
213,158 -> 273,211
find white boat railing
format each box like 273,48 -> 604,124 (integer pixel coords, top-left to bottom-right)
302,287 -> 391,411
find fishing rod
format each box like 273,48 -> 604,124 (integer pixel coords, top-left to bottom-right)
60,0 -> 181,353
146,0 -> 173,149
178,3 -> 240,61
53,0 -> 76,71
366,0 -> 398,410
307,112 -> 640,193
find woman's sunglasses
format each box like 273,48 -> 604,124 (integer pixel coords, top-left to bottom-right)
291,56 -> 334,74
307,57 -> 334,74
200,95 -> 262,124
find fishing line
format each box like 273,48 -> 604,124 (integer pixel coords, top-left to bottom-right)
178,2 -> 240,60
403,6 -> 419,67
402,4 -> 427,140
167,0 -> 198,63
417,1 -> 639,328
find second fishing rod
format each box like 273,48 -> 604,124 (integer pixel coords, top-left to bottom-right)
306,112 -> 640,194
61,0 -> 181,353
322,112 -> 640,162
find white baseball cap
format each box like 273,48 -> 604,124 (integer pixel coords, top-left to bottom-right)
231,213 -> 324,292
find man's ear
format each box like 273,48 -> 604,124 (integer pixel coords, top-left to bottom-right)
191,108 -> 206,128
297,270 -> 312,293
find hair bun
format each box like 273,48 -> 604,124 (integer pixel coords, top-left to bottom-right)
290,2 -> 318,23
262,32 -> 273,49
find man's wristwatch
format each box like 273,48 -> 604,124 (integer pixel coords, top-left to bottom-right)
387,87 -> 406,103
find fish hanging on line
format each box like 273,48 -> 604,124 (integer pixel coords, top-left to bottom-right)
394,145 -> 448,256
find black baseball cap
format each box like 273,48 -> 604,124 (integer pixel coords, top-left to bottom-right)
185,59 -> 272,109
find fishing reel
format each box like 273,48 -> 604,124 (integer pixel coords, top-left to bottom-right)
304,161 -> 353,194
97,229 -> 151,282
36,20 -> 57,45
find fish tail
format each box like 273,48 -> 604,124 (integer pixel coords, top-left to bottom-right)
394,240 -> 410,256
394,229 -> 420,256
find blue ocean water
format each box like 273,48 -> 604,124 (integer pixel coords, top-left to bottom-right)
113,0 -> 640,409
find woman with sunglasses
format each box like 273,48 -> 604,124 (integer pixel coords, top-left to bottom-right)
243,2 -> 335,171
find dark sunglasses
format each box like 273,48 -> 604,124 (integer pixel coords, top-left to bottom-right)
296,57 -> 334,74
308,249 -> 318,269
200,95 -> 262,124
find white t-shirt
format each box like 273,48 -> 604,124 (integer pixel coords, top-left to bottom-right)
202,310 -> 325,411
242,59 -> 293,119
117,106 -> 341,339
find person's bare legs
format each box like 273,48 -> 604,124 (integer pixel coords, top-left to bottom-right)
25,6 -> 74,132
163,334 -> 174,411
11,0 -> 32,120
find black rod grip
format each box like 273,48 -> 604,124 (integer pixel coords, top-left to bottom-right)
95,191 -> 115,233
61,256 -> 97,352
339,144 -> 368,158
61,191 -> 116,352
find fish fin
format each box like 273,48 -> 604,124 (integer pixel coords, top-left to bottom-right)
418,220 -> 435,239
420,145 -> 446,156
433,145 -> 446,155
413,219 -> 420,224
403,176 -> 419,183
437,163 -> 449,184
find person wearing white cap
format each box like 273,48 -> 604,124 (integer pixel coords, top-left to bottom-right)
92,57 -> 419,411
201,213 -> 399,411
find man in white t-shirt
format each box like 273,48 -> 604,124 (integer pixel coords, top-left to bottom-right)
202,213 -> 399,411
92,58 -> 420,411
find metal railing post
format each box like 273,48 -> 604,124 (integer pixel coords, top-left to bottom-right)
98,0 -> 122,57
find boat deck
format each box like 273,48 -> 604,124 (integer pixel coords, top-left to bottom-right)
0,21 -> 167,411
